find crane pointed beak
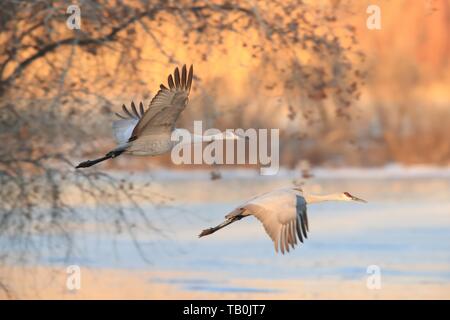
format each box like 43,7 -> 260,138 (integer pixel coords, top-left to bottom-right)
351,195 -> 367,203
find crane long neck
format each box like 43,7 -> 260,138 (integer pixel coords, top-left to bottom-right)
172,129 -> 237,144
304,193 -> 343,204
192,132 -> 235,143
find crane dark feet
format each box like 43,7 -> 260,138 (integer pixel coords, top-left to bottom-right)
75,150 -> 124,169
198,228 -> 216,237
76,159 -> 100,168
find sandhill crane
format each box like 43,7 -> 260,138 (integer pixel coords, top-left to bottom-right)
199,187 -> 366,254
76,64 -> 238,168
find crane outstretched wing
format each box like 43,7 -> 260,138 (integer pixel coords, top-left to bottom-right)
244,191 -> 309,254
112,65 -> 193,144
112,101 -> 145,145
129,64 -> 193,139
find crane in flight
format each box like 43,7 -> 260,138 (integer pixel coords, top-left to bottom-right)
199,187 -> 366,254
76,64 -> 238,168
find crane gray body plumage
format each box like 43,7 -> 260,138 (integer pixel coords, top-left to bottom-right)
200,187 -> 310,254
